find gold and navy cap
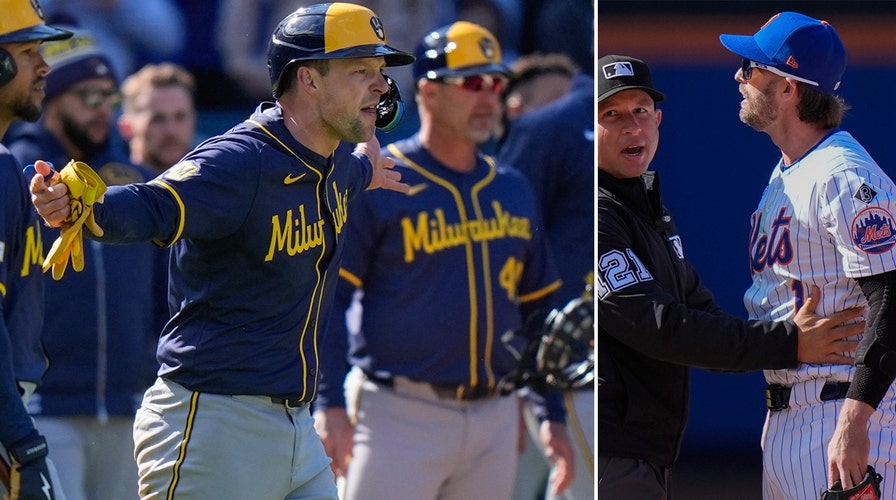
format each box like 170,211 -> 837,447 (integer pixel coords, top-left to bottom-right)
413,21 -> 511,81
0,0 -> 72,44
267,2 -> 414,97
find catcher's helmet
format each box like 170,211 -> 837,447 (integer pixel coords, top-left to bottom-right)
267,2 -> 414,98
412,21 -> 511,82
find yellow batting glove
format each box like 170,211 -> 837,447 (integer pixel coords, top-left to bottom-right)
42,160 -> 108,280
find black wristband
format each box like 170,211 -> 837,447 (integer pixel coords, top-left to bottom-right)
8,433 -> 49,467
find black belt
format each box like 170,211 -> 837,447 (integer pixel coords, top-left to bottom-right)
766,382 -> 852,411
270,397 -> 308,409
365,372 -> 496,401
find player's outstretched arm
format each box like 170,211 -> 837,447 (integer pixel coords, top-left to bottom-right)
355,136 -> 408,193
28,160 -> 70,227
792,285 -> 863,364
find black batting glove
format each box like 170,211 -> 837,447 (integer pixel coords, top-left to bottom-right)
8,433 -> 55,500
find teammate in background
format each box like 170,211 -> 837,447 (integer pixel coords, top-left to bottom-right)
0,2 -> 71,500
719,12 -> 896,497
498,54 -> 592,500
118,62 -> 197,175
596,54 -> 866,498
313,21 -> 571,500
117,61 -> 199,338
497,51 -> 578,145
6,26 -> 163,500
29,3 -> 411,498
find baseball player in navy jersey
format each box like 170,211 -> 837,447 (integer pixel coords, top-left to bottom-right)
313,21 -> 571,500
721,12 -> 896,499
29,3 -> 412,499
0,2 -> 72,499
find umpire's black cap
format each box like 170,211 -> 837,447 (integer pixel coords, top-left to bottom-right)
598,55 -> 665,103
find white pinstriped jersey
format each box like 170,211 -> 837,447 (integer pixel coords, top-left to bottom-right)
744,130 -> 896,386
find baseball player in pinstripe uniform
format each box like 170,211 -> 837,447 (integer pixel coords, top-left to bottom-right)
29,3 -> 412,499
313,21 -> 570,500
721,12 -> 896,499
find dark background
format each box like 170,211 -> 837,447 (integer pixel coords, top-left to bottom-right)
599,1 -> 896,498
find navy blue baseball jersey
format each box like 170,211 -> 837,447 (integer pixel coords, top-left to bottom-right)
0,145 -> 45,445
317,134 -> 560,407
498,73 -> 595,308
90,102 -> 373,402
7,121 -> 165,417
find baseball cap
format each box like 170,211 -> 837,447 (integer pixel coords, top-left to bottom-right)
413,21 -> 511,81
40,27 -> 117,101
719,12 -> 846,93
0,0 -> 72,44
598,55 -> 665,103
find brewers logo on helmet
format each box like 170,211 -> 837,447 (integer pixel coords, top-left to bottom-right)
412,21 -> 511,81
267,2 -> 414,98
0,0 -> 72,86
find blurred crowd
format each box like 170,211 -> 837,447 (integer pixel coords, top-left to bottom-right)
35,0 -> 593,113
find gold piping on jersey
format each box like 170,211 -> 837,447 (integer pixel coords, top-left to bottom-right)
519,280 -> 562,303
248,119 -> 330,402
167,391 -> 200,499
338,267 -> 363,288
564,390 -> 594,478
148,180 -> 187,246
387,144 -> 496,389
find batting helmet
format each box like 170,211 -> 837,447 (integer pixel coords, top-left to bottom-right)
267,2 -> 414,98
412,21 -> 511,82
0,0 -> 72,87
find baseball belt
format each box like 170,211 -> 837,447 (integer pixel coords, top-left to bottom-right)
766,382 -> 852,411
363,371 -> 497,401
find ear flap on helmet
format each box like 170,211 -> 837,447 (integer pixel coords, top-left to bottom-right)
375,74 -> 404,132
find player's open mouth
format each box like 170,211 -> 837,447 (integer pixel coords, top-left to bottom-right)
622,146 -> 643,156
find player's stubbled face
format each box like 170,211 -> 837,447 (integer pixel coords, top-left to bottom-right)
735,66 -> 779,132
318,57 -> 389,144
597,89 -> 661,179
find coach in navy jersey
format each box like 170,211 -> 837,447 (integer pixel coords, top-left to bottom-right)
314,21 -> 568,500
29,3 -> 412,499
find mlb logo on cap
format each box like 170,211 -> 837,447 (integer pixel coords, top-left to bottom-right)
597,54 -> 665,103
603,61 -> 634,79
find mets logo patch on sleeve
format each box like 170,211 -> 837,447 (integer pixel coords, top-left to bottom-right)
852,206 -> 896,254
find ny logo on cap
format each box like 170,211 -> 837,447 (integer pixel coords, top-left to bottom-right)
603,61 -> 634,79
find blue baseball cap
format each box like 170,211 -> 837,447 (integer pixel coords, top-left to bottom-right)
719,12 -> 846,94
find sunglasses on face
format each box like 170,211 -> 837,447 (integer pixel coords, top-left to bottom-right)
740,58 -> 819,87
70,88 -> 122,109
434,74 -> 508,94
